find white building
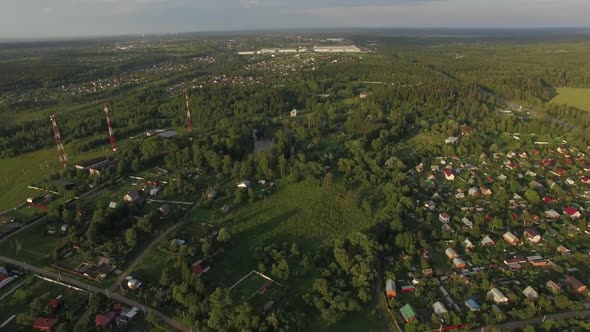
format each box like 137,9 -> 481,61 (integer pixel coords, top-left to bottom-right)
313,45 -> 362,53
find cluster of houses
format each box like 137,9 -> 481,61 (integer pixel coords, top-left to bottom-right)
95,303 -> 140,329
388,143 -> 590,327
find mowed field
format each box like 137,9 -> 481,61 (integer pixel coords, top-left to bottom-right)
550,87 -> 590,111
0,144 -> 112,211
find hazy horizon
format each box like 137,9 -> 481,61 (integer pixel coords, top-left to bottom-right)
2,0 -> 590,39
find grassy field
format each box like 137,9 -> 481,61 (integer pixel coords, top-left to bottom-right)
550,87 -> 590,111
0,219 -> 66,266
206,180 -> 374,287
0,145 -> 112,211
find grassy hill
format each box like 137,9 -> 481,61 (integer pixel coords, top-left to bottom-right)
550,87 -> 590,111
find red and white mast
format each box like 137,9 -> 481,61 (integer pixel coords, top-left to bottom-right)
103,102 -> 117,152
184,89 -> 192,132
49,114 -> 68,168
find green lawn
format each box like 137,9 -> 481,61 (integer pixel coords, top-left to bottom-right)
550,87 -> 590,111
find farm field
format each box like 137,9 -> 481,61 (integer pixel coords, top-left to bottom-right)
550,87 -> 590,111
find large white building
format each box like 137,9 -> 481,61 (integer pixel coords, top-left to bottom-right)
313,45 -> 362,53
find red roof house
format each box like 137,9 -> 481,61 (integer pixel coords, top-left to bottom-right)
191,260 -> 210,277
564,207 -> 581,219
95,312 -> 116,328
443,169 -> 455,180
258,282 -> 271,295
47,299 -> 62,313
33,318 -> 58,332
543,196 -> 555,204
582,176 -> 590,184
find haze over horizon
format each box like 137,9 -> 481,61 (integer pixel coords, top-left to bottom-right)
1,0 -> 590,39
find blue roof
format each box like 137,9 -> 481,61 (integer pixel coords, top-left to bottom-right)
465,298 -> 480,309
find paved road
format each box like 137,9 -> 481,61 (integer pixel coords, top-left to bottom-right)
0,256 -> 191,332
109,221 -> 185,293
474,309 -> 590,332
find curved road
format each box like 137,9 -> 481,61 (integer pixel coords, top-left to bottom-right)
0,255 -> 191,332
109,221 -> 185,293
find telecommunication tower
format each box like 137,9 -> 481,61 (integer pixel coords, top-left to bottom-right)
49,114 -> 68,168
184,89 -> 192,132
103,102 -> 117,152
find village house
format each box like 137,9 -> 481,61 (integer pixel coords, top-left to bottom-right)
468,187 -> 480,197
433,301 -> 448,316
95,311 -> 116,328
191,260 -> 210,277
480,186 -> 492,195
523,286 -> 540,301
290,109 -> 298,117
453,258 -> 466,269
543,196 -> 556,204
546,280 -> 562,294
158,204 -> 170,216
401,284 -> 416,293
544,209 -> 561,220
461,217 -> 474,229
465,298 -> 481,311
503,231 -> 520,245
488,288 -> 509,304
564,207 -> 581,219
445,248 -> 459,260
464,238 -> 475,250
443,169 -> 455,180
565,276 -> 587,294
481,235 -> 495,247
237,180 -> 251,188
523,228 -> 542,243
399,304 -> 417,323
207,190 -> 218,200
439,212 -> 450,223
386,279 -> 397,298
445,137 -> 459,144
557,245 -> 571,255
123,190 -> 140,203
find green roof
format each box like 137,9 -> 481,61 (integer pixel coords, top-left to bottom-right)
400,303 -> 416,321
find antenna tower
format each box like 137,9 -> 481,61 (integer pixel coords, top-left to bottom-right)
103,102 -> 117,152
184,89 -> 192,132
49,114 -> 68,167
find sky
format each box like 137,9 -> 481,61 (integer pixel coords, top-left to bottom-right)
1,0 -> 589,39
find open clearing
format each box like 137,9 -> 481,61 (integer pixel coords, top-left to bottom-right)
550,87 -> 590,111
206,181 -> 374,287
